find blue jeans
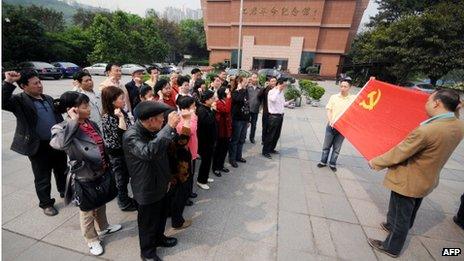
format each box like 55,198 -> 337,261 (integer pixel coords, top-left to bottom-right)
229,120 -> 248,162
320,124 -> 345,166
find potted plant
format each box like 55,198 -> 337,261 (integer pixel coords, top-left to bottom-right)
299,79 -> 316,104
309,85 -> 325,107
284,85 -> 302,107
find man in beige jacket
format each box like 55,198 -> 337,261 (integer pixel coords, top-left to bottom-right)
368,88 -> 463,258
99,63 -> 131,114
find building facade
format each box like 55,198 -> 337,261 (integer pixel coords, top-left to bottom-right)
201,0 -> 369,77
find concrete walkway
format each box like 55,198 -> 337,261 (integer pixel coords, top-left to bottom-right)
2,78 -> 464,260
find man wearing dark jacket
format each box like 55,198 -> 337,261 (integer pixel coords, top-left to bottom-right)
2,71 -> 67,216
125,69 -> 147,115
123,101 -> 184,261
258,77 -> 277,144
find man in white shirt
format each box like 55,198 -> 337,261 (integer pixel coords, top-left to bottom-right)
262,78 -> 288,159
74,72 -> 103,130
99,63 -> 132,114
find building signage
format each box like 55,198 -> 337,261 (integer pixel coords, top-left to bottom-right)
242,6 -> 318,17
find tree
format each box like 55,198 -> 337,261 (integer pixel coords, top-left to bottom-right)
180,19 -> 207,58
26,4 -> 65,32
2,4 -> 50,66
348,1 -> 464,86
368,0 -> 443,27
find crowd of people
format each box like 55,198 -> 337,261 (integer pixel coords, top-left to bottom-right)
2,64 -> 290,260
2,64 -> 464,260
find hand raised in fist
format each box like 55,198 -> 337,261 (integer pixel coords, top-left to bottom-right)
4,71 -> 21,84
167,111 -> 181,128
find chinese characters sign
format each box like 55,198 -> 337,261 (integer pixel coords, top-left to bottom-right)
242,6 -> 318,17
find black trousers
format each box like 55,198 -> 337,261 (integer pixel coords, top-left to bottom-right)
262,114 -> 283,154
186,159 -> 196,197
212,137 -> 230,171
261,112 -> 269,143
249,112 -> 259,141
28,140 -> 67,208
108,153 -> 133,209
170,181 -> 188,228
382,191 -> 423,255
138,196 -> 169,258
197,146 -> 214,184
456,193 -> 464,226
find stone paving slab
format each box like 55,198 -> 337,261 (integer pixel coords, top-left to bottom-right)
2,78 -> 464,260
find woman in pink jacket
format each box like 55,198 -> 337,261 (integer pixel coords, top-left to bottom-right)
176,96 -> 199,205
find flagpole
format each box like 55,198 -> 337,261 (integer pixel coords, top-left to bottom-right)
237,0 -> 244,70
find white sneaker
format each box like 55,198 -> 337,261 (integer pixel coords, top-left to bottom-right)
88,241 -> 104,256
98,224 -> 122,236
207,178 -> 214,183
197,182 -> 210,190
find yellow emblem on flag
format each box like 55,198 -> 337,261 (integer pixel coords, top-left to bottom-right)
359,89 -> 381,110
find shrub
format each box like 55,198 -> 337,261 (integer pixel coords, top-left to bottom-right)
284,85 -> 301,101
309,85 -> 325,100
258,73 -> 267,86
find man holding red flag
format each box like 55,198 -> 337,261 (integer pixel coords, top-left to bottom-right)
367,89 -> 464,258
317,79 -> 356,172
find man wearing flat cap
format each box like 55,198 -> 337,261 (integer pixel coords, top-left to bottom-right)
126,68 -> 149,115
123,101 -> 191,261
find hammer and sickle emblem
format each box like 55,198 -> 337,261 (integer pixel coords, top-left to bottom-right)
359,89 -> 381,110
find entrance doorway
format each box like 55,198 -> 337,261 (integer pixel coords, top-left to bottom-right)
252,58 -> 288,71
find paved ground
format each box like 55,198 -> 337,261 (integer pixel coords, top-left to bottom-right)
2,77 -> 464,260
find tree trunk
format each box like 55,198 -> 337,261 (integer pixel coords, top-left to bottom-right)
429,76 -> 439,87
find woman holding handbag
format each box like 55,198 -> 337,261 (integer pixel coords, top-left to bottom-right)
229,76 -> 250,168
50,91 -> 121,256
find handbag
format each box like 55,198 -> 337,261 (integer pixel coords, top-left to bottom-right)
66,160 -> 118,211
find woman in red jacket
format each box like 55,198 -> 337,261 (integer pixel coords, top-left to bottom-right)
212,87 -> 232,177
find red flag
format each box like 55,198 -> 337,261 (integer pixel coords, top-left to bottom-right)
333,79 -> 430,160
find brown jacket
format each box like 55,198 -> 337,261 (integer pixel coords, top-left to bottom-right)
371,117 -> 464,198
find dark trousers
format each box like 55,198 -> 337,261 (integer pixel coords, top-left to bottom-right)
229,120 -> 248,162
108,154 -> 132,209
170,182 -> 188,228
456,193 -> 464,226
320,124 -> 345,166
187,159 -> 196,196
197,146 -> 214,184
212,137 -> 230,171
261,112 -> 269,143
138,196 -> 169,258
28,140 -> 67,208
262,114 -> 283,154
382,191 -> 423,255
249,112 -> 259,141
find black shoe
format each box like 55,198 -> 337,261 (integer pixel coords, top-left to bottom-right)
237,158 -> 247,163
270,150 -> 279,154
317,163 -> 327,168
141,254 -> 162,261
157,236 -> 178,248
185,200 -> 193,206
230,161 -> 238,168
213,170 -> 222,177
329,166 -> 337,172
43,206 -> 58,216
380,222 -> 391,233
250,139 -> 255,144
453,216 -> 464,230
263,153 -> 272,159
189,192 -> 198,198
367,238 -> 399,258
221,168 -> 230,173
